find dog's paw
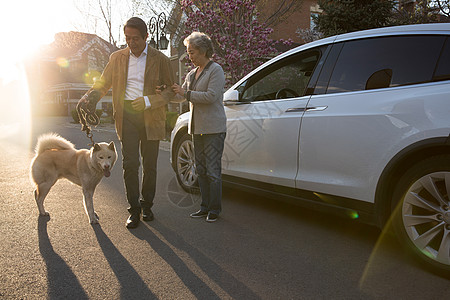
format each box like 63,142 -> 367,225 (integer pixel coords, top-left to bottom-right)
40,211 -> 50,216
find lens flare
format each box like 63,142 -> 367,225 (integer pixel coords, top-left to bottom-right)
83,70 -> 102,85
313,192 -> 360,220
56,57 -> 69,68
313,192 -> 337,205
347,210 -> 359,219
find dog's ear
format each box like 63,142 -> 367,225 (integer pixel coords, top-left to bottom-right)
108,141 -> 115,151
93,144 -> 101,152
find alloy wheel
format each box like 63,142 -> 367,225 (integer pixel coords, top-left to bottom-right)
401,171 -> 450,265
176,137 -> 198,189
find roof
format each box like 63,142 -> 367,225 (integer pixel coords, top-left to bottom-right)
38,31 -> 117,60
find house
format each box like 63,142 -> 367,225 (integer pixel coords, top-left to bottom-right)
258,0 -> 321,45
26,32 -> 117,116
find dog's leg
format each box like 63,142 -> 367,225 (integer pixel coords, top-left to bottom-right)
82,187 -> 98,224
34,182 -> 55,216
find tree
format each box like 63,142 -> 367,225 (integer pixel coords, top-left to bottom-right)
314,0 -> 396,37
164,0 -> 302,39
435,0 -> 450,18
247,0 -> 304,28
131,0 -> 173,20
393,0 -> 450,25
75,0 -> 135,47
179,0 -> 292,86
97,0 -> 117,47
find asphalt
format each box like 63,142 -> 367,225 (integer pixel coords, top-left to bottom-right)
2,116 -> 450,299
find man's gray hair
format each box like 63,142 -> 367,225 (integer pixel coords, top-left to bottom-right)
184,32 -> 214,58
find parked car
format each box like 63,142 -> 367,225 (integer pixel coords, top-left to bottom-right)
170,23 -> 450,274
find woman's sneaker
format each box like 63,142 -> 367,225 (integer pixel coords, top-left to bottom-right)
206,212 -> 218,222
190,210 -> 208,218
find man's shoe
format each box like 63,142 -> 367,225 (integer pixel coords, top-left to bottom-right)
126,214 -> 140,228
142,209 -> 154,221
206,212 -> 218,222
190,210 -> 208,218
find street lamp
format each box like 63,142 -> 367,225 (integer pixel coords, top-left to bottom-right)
148,12 -> 169,50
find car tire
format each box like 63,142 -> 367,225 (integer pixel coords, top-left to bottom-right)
391,154 -> 450,275
174,132 -> 200,194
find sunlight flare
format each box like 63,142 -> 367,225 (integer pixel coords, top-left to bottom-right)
0,62 -> 32,146
57,57 -> 70,68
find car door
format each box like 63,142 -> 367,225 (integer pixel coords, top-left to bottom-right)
296,35 -> 447,203
222,49 -> 323,188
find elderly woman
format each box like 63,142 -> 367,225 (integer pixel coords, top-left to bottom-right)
172,32 -> 226,222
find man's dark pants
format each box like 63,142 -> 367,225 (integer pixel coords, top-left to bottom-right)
121,102 -> 159,215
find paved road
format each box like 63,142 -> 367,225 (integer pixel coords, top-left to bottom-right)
1,116 -> 449,299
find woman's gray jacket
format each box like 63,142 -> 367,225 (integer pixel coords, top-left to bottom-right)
179,61 -> 227,135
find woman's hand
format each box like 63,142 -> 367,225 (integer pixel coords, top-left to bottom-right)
172,83 -> 185,97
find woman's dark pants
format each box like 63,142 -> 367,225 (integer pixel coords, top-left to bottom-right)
193,132 -> 226,215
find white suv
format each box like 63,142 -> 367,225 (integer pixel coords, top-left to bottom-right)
170,23 -> 450,274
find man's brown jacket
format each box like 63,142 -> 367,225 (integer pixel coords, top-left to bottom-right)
92,46 -> 175,140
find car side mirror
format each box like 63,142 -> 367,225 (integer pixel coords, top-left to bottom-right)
223,90 -> 240,106
365,69 -> 392,90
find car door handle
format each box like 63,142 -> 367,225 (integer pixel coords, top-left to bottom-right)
305,106 -> 328,112
285,107 -> 306,113
285,106 -> 328,113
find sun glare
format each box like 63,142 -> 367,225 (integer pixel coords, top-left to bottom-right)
0,0 -> 79,147
0,0 -> 79,70
0,62 -> 32,146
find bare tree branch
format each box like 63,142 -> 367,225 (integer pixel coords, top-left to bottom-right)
98,0 -> 117,47
258,0 -> 304,27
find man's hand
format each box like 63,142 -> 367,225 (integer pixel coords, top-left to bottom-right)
79,94 -> 88,104
131,97 -> 145,111
155,85 -> 167,95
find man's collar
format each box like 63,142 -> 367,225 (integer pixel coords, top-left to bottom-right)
143,43 -> 148,55
129,43 -> 148,58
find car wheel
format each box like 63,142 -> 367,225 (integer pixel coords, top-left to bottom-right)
174,133 -> 199,194
391,154 -> 450,274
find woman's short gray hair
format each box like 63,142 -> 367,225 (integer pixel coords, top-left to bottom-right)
184,32 -> 214,58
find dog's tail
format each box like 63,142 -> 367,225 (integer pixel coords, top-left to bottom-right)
35,133 -> 75,155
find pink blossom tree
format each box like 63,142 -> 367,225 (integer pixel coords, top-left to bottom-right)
180,0 -> 292,86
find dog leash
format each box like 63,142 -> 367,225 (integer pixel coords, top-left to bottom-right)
77,91 -> 101,146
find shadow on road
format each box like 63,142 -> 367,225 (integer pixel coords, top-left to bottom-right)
38,215 -> 89,300
92,225 -> 157,299
129,220 -> 260,300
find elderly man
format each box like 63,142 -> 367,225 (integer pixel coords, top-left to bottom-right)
83,17 -> 174,228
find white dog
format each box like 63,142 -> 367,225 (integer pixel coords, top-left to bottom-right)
30,133 -> 117,224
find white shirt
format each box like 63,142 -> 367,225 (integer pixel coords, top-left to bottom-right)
124,44 -> 151,109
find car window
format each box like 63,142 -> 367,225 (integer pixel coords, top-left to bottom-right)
239,50 -> 320,102
434,37 -> 450,81
326,35 -> 446,94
